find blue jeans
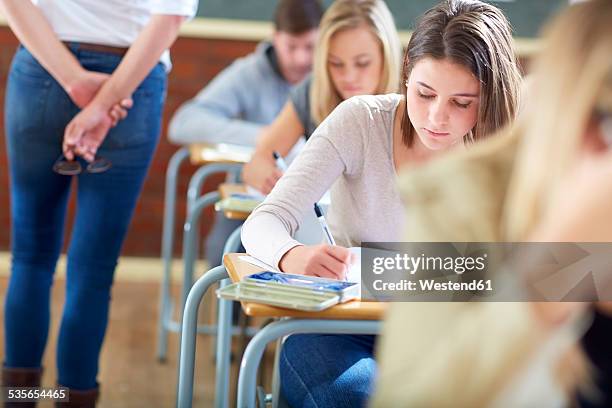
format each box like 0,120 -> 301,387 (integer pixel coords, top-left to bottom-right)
280,334 -> 377,408
2,45 -> 166,390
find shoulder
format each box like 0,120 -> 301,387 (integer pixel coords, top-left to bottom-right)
341,93 -> 402,114
289,75 -> 313,117
334,93 -> 402,121
230,42 -> 277,77
290,75 -> 312,99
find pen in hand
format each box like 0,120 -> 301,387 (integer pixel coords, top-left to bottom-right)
272,151 -> 288,172
314,203 -> 336,246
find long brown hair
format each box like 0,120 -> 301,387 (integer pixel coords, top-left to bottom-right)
274,0 -> 324,34
400,0 -> 521,146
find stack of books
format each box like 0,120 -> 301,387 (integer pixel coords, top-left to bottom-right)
217,271 -> 360,312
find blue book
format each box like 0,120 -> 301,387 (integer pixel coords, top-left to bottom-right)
245,271 -> 360,302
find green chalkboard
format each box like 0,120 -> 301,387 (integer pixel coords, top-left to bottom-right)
196,1 -> 567,38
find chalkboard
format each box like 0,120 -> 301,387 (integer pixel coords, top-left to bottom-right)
196,1 -> 567,38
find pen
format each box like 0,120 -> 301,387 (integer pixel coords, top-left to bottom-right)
272,151 -> 288,172
314,203 -> 336,245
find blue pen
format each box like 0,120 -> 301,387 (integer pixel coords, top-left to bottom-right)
272,151 -> 288,172
314,203 -> 336,245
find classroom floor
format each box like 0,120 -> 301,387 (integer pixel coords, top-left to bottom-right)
0,255 -> 275,408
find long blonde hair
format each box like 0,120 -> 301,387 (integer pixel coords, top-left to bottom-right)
310,0 -> 401,125
504,0 -> 612,240
375,2 -> 612,407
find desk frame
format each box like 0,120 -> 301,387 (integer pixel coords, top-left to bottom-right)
177,254 -> 383,408
157,146 -> 242,361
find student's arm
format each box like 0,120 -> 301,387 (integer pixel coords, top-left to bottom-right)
256,101 -> 306,156
63,14 -> 187,161
241,101 -> 305,194
0,0 -> 131,116
241,99 -> 365,279
241,135 -> 351,279
168,58 -> 267,145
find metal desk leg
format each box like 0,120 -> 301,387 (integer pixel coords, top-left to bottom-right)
186,163 -> 242,212
185,163 -> 242,273
177,265 -> 229,408
227,166 -> 242,183
181,191 -> 220,312
157,147 -> 189,361
237,319 -> 381,408
271,336 -> 284,408
215,226 -> 242,408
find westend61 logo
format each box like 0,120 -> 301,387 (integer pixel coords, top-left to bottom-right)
360,242 -> 612,302
371,252 -> 488,275
362,243 -> 495,301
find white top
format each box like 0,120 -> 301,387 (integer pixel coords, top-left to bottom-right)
241,94 -> 406,269
33,0 -> 198,68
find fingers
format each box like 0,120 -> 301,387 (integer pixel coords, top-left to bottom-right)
261,182 -> 273,195
109,98 -> 132,127
283,245 -> 352,280
74,143 -> 97,163
63,122 -> 84,161
120,98 -> 133,109
272,168 -> 283,182
320,246 -> 355,280
313,265 -> 345,280
262,176 -> 276,195
326,245 -> 353,265
316,248 -> 349,280
109,106 -> 126,126
262,168 -> 283,194
63,123 -> 105,163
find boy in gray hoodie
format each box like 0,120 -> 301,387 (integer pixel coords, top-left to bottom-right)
169,0 -> 322,146
168,0 -> 322,266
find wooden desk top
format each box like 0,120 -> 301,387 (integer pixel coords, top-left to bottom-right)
223,253 -> 385,320
189,143 -> 254,165
218,183 -> 252,221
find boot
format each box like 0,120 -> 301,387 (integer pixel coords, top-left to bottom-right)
55,385 -> 99,408
2,366 -> 43,408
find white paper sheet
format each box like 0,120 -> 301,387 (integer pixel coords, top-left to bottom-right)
239,247 -> 361,283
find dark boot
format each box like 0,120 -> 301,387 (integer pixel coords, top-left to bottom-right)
2,366 -> 43,408
55,386 -> 99,408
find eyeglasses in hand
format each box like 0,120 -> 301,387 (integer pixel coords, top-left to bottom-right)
52,154 -> 112,175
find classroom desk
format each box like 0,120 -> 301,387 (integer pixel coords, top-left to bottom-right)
218,183 -> 252,221
189,142 -> 254,164
228,254 -> 384,408
224,253 -> 385,320
176,253 -> 384,408
157,142 -> 252,361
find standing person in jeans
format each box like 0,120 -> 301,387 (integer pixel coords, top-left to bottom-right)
0,0 -> 196,406
169,0 -> 323,267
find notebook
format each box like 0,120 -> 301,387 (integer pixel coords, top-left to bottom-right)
216,248 -> 362,312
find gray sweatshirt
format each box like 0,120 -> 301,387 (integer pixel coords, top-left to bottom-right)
241,94 -> 406,269
168,41 -> 292,146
